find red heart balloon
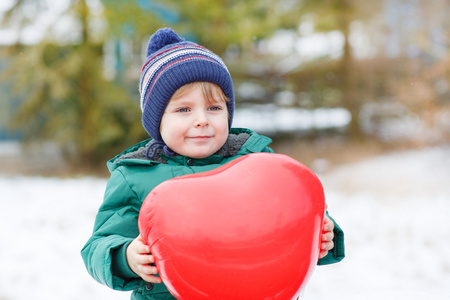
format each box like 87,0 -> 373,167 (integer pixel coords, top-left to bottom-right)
139,153 -> 325,300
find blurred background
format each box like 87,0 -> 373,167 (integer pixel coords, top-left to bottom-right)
0,0 -> 449,175
1,1 -> 450,300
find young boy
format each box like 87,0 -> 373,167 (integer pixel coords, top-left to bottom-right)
81,27 -> 344,299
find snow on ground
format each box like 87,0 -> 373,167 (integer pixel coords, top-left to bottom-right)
304,145 -> 450,300
1,145 -> 449,300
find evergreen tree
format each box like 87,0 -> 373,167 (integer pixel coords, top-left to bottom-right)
1,0 -> 150,169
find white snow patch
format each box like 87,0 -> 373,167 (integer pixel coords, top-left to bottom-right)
1,145 -> 449,299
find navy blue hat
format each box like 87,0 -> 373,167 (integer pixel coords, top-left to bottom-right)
139,28 -> 235,145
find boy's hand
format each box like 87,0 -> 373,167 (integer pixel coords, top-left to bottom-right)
319,215 -> 335,259
126,235 -> 162,284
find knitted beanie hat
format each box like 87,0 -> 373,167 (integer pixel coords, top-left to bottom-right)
139,28 -> 235,147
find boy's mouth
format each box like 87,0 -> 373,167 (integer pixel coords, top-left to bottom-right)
187,135 -> 214,143
188,136 -> 212,139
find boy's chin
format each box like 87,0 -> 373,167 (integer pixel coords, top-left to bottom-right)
182,147 -> 219,159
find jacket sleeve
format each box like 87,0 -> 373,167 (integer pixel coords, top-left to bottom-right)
81,168 -> 144,291
317,212 -> 345,265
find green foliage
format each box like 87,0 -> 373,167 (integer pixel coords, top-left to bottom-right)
0,0 -> 390,170
3,41 -> 144,165
1,0 -> 311,169
155,0 -> 304,53
101,0 -> 162,39
298,0 -> 381,32
1,0 -> 147,168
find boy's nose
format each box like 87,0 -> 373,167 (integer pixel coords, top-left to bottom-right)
194,119 -> 209,127
193,112 -> 209,127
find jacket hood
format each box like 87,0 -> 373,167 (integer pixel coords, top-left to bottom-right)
107,128 -> 272,173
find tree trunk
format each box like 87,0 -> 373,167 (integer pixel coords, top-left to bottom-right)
339,0 -> 362,138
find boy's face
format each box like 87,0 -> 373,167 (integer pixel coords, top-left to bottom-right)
160,86 -> 229,159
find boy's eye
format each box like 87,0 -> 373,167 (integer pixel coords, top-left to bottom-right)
176,107 -> 190,113
208,106 -> 223,111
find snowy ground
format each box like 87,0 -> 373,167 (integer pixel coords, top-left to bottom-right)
1,144 -> 449,300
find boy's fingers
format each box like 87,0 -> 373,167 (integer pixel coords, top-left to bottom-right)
135,241 -> 150,253
141,245 -> 151,254
147,255 -> 155,263
323,220 -> 334,232
129,240 -> 149,254
318,249 -> 329,259
322,231 -> 334,241
139,264 -> 158,275
321,240 -> 334,251
142,274 -> 162,284
136,254 -> 155,264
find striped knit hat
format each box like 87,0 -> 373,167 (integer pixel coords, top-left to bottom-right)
139,28 -> 235,148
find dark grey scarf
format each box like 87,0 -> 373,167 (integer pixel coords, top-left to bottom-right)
116,132 -> 250,164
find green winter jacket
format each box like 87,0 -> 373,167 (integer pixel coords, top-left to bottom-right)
81,128 -> 344,300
